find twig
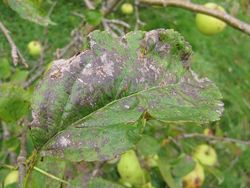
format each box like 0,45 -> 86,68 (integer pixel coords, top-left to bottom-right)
177,133 -> 250,146
0,21 -> 28,67
134,0 -> 145,30
71,11 -> 85,19
102,0 -> 124,16
91,162 -> 105,177
0,163 -> 17,170
23,67 -> 45,89
84,0 -> 95,9
109,23 -> 125,36
103,19 -> 131,29
17,126 -> 27,188
102,19 -> 118,37
139,0 -> 250,35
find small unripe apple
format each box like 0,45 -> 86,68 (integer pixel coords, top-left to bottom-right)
121,3 -> 133,15
117,150 -> 145,187
203,128 -> 214,136
193,144 -> 217,166
195,3 -> 226,35
27,40 -> 42,56
4,170 -> 18,187
182,163 -> 205,188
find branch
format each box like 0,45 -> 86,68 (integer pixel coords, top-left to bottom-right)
177,133 -> 250,146
0,21 -> 28,67
84,0 -> 95,9
134,0 -> 145,30
17,126 -> 27,188
23,67 -> 45,89
139,0 -> 250,36
102,0 -> 124,16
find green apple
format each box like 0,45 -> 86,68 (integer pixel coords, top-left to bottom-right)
182,163 -> 205,188
4,170 -> 18,187
203,128 -> 214,136
117,150 -> 145,187
193,144 -> 217,166
121,3 -> 133,15
27,40 -> 42,56
196,3 -> 226,35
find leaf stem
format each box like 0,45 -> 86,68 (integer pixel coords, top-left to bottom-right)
33,166 -> 69,185
22,150 -> 38,188
0,163 -> 17,170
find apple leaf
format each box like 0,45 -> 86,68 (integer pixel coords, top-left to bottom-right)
70,177 -> 125,188
7,0 -> 56,26
31,29 -> 223,162
0,84 -> 30,122
0,58 -> 11,80
27,157 -> 66,188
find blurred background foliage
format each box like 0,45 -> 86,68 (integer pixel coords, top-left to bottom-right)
0,0 -> 249,187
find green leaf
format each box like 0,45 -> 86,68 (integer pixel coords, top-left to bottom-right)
31,29 -> 223,162
11,69 -> 29,84
3,137 -> 19,152
27,156 -> 66,188
205,166 -> 224,184
0,84 -> 30,122
157,158 -> 180,188
0,58 -> 11,80
171,154 -> 196,178
7,0 -> 55,26
150,167 -> 166,188
85,10 -> 102,26
137,135 -> 160,156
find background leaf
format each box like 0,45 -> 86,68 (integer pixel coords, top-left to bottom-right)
171,154 -> 196,178
0,58 -> 11,80
7,0 -> 55,26
27,156 -> 66,188
85,10 -> 102,26
0,84 -> 30,122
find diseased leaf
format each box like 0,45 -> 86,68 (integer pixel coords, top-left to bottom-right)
31,29 -> 223,162
41,121 -> 144,162
87,178 -> 125,188
7,0 -> 55,26
70,177 -> 125,188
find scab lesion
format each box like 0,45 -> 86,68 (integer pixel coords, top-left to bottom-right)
50,69 -> 63,79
